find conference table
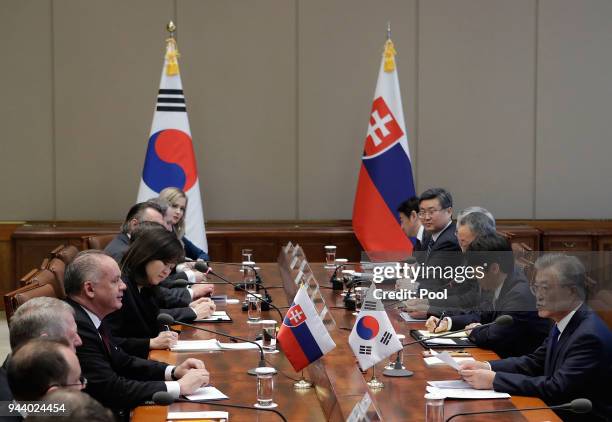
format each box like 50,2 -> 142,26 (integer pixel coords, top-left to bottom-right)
132,256 -> 561,422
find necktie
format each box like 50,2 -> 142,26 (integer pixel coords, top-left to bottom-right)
549,325 -> 561,353
98,321 -> 112,355
426,237 -> 435,257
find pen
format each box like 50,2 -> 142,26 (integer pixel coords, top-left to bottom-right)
433,312 -> 446,332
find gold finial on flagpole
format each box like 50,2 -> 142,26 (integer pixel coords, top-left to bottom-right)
166,21 -> 176,36
165,21 -> 180,76
383,22 -> 396,73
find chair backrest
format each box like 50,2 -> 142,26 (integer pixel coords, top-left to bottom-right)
26,268 -> 65,298
19,268 -> 39,287
54,245 -> 79,264
82,234 -> 117,250
4,283 -> 57,322
41,260 -> 67,299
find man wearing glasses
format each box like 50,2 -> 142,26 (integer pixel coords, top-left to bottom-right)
459,254 -> 612,422
7,337 -> 85,402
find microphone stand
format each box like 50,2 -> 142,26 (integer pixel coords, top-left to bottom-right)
157,314 -> 268,376
152,392 -> 288,422
445,400 -> 590,421
202,265 -> 284,322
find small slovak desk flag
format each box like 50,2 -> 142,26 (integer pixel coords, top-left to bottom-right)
277,285 -> 336,372
136,26 -> 208,252
352,34 -> 416,254
349,283 -> 403,370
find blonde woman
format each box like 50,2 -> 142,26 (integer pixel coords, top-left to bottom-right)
158,187 -> 210,261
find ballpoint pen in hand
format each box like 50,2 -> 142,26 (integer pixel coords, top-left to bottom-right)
433,312 -> 446,333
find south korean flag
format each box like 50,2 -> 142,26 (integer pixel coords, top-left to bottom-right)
348,283 -> 403,370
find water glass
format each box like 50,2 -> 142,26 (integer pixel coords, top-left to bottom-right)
260,320 -> 277,352
242,261 -> 256,291
324,245 -> 336,268
424,392 -> 445,422
247,293 -> 261,322
255,367 -> 276,407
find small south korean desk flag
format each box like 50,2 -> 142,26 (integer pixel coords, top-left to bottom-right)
349,283 -> 403,370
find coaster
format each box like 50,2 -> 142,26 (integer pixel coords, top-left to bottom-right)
226,299 -> 240,305
263,349 -> 280,354
247,320 -> 262,324
254,402 -> 278,409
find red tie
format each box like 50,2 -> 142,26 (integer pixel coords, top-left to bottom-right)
98,321 -> 112,355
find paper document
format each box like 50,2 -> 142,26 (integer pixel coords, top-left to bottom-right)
167,411 -> 228,420
426,385 -> 510,399
428,380 -> 472,389
195,311 -> 231,322
185,386 -> 229,401
425,338 -> 456,345
171,339 -> 221,352
429,349 -> 461,370
217,340 -> 260,350
418,329 -> 468,338
424,356 -> 475,367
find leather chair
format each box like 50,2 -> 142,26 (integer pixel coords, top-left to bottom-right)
4,283 -> 57,322
81,234 -> 117,250
54,244 -> 79,264
43,258 -> 66,298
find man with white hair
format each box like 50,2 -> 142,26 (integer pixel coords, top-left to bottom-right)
455,206 -> 496,252
1,297 -> 83,402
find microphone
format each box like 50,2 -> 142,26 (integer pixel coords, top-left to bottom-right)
157,313 -> 268,376
401,315 -> 513,348
195,262 -> 284,322
445,398 -> 592,421
152,391 -> 288,422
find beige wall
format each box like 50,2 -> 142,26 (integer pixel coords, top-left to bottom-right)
1,0 -> 611,222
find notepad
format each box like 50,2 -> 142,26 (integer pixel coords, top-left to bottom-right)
425,349 -> 471,370
167,411 -> 228,420
417,329 -> 468,338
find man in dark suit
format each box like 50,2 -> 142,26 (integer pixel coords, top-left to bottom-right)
426,233 -> 551,357
397,196 -> 424,249
405,188 -> 470,315
460,254 -> 612,422
105,201 -> 212,306
64,250 -> 210,419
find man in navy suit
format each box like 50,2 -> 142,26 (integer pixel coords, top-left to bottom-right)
459,253 -> 612,421
426,233 -> 550,357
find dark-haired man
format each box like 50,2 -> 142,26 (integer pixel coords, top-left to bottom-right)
426,233 -> 550,357
397,196 -> 424,248
7,338 -> 84,402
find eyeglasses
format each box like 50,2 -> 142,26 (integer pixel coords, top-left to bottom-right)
61,375 -> 88,388
417,208 -> 446,218
530,282 -> 549,295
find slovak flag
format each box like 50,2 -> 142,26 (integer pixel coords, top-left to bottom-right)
349,283 -> 403,370
136,32 -> 208,252
277,285 -> 336,372
352,37 -> 416,254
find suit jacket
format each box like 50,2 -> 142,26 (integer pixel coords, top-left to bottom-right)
105,233 -> 192,308
106,274 -> 196,357
66,298 -> 168,415
183,236 -> 210,261
490,304 -> 612,421
450,269 -> 551,357
0,356 -> 12,402
414,222 -> 466,298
